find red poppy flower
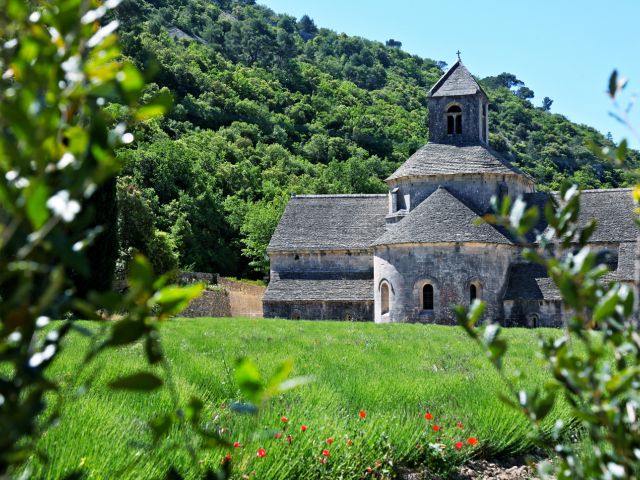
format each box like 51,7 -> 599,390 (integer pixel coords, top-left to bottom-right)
233,441 -> 241,448
424,412 -> 433,420
455,442 -> 463,449
346,439 -> 353,446
467,437 -> 478,445
322,449 -> 331,457
301,425 -> 308,432
287,435 -> 293,445
359,410 -> 367,418
319,458 -> 326,465
432,425 -> 441,432
281,416 -> 288,423
257,448 -> 267,458
325,437 -> 334,444
274,432 -> 282,439
221,454 -> 231,464
366,467 -> 373,473
456,422 -> 464,428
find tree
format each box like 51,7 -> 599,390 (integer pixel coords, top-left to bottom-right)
297,14 -> 318,36
516,86 -> 535,100
541,96 -> 553,111
385,38 -> 402,48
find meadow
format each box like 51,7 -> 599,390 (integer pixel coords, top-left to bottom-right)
33,318 -> 569,479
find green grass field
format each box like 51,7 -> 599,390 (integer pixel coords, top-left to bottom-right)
32,318 -> 568,479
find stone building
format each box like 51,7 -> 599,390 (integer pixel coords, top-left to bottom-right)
263,59 -> 637,327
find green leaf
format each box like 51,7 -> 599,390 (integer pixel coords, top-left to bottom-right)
616,139 -> 628,163
593,288 -> 619,323
145,331 -> 163,364
235,357 -> 263,404
265,359 -> 294,393
128,254 -> 155,290
108,372 -> 163,391
26,181 -> 50,229
152,284 -> 204,316
106,319 -> 146,347
149,414 -> 173,442
135,90 -> 173,121
609,70 -> 618,98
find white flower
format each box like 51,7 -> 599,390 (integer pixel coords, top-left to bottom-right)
57,152 -> 76,169
46,190 -> 81,223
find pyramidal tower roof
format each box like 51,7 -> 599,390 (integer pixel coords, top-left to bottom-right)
428,59 -> 487,98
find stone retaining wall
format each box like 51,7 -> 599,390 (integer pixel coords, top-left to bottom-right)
219,278 -> 265,317
180,288 -> 231,318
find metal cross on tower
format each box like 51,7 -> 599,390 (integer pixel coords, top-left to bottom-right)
456,50 -> 461,60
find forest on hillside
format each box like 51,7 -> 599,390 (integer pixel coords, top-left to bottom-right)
108,0 -> 640,278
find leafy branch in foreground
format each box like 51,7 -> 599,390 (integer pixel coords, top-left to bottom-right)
458,180 -> 639,479
0,2 -> 304,479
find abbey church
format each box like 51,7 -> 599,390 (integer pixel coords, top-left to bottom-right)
263,60 -> 636,327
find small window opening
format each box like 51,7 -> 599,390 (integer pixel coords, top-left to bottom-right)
470,284 -> 477,302
422,284 -> 434,310
294,254 -> 300,260
446,105 -> 462,135
381,282 -> 390,315
482,104 -> 487,142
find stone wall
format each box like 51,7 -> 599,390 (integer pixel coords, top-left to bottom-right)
219,278 -> 265,317
503,299 -> 566,328
374,243 -> 517,324
428,94 -> 486,146
269,250 -> 372,277
389,173 -> 533,217
180,288 -> 231,318
263,300 -> 373,321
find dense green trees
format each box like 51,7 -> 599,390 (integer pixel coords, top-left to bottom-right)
109,0 -> 639,278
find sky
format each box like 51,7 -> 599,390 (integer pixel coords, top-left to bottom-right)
259,0 -> 640,148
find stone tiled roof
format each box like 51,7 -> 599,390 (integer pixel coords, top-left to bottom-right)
503,263 -> 561,301
373,187 -> 512,246
504,241 -> 637,301
263,278 -> 373,302
386,143 -> 530,181
552,188 -> 637,243
429,60 -> 486,98
267,195 -> 388,252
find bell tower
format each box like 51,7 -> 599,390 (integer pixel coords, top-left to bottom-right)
427,57 -> 489,146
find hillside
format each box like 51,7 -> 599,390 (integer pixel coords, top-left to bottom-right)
111,0 -> 640,277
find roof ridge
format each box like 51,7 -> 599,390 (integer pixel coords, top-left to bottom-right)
428,60 -> 486,98
292,194 -> 387,198
559,187 -> 634,194
373,187 -> 513,246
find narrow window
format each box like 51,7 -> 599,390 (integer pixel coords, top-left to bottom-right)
422,284 -> 434,310
482,104 -> 487,142
381,282 -> 390,315
470,284 -> 477,302
446,105 -> 462,135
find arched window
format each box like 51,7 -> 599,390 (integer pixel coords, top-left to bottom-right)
381,282 -> 390,315
469,282 -> 481,303
422,284 -> 434,310
447,105 -> 462,135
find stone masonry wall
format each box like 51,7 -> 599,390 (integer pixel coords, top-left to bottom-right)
219,278 -> 265,317
374,243 -> 517,324
180,288 -> 231,318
